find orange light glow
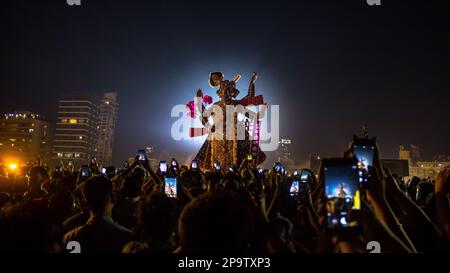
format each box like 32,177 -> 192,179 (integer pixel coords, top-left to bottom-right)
9,163 -> 18,171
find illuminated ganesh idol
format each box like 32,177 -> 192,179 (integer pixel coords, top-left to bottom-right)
186,72 -> 268,170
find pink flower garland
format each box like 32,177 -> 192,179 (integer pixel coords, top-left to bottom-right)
186,95 -> 213,119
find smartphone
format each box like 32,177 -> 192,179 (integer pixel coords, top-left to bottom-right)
293,169 -> 298,176
273,162 -> 281,172
228,165 -> 235,173
164,177 -> 177,198
123,160 -> 129,168
290,180 -> 300,196
159,161 -> 168,173
191,160 -> 198,170
214,161 -> 220,171
101,167 -> 106,175
351,137 -> 376,171
81,165 -> 90,177
257,168 -> 263,174
322,158 -> 361,232
171,158 -> 177,167
300,169 -> 309,183
353,145 -> 375,171
352,137 -> 376,185
247,154 -> 253,161
137,149 -> 146,163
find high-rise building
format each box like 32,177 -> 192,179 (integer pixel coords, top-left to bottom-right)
277,138 -> 295,171
0,111 -> 51,166
52,95 -> 99,168
277,139 -> 291,162
96,93 -> 119,166
51,93 -> 119,168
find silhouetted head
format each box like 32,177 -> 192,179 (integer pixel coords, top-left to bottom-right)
139,191 -> 177,244
0,192 -> 13,210
407,176 -> 421,199
220,173 -> 244,191
415,180 -> 434,205
48,192 -> 74,222
122,174 -> 142,198
178,189 -> 254,253
28,166 -> 48,190
56,175 -> 77,194
83,176 -> 112,215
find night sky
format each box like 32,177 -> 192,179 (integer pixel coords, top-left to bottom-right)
1,0 -> 449,166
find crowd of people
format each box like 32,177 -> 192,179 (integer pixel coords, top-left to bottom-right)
0,140 -> 449,253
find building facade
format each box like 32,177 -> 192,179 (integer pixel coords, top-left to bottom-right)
397,145 -> 449,180
276,138 -> 296,171
0,112 -> 51,166
52,95 -> 100,168
51,93 -> 119,168
409,161 -> 450,181
96,93 -> 119,166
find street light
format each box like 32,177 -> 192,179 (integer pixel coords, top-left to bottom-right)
9,163 -> 18,171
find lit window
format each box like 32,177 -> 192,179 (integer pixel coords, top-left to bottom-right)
57,153 -> 63,157
65,153 -> 73,158
74,153 -> 80,158
79,136 -> 83,140
69,119 -> 78,124
29,128 -> 34,133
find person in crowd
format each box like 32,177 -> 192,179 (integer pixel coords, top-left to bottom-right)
0,136 -> 448,254
122,191 -> 177,253
415,180 -> 435,207
63,176 -> 135,253
112,173 -> 143,229
177,189 -> 255,253
62,182 -> 89,233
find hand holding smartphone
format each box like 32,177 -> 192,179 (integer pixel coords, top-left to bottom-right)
159,161 -> 168,173
191,160 -> 198,170
321,157 -> 362,234
289,180 -> 300,196
137,149 -> 146,163
81,165 -> 90,177
213,160 -> 220,172
351,136 -> 377,185
164,177 -> 177,198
